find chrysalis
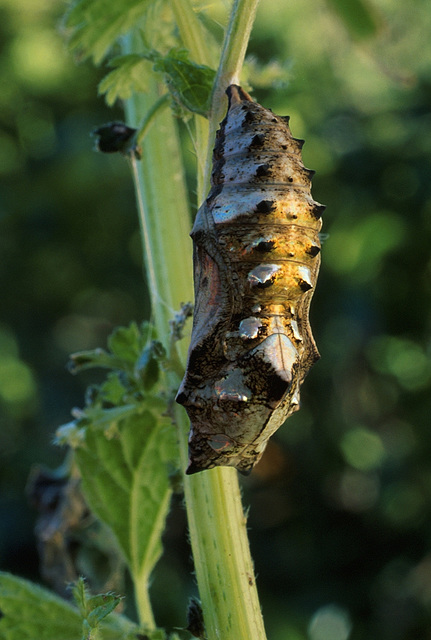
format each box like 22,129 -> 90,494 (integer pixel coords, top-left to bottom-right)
176,85 -> 324,475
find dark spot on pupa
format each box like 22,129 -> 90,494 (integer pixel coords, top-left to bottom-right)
255,240 -> 275,252
299,279 -> 313,292
256,164 -> 271,177
255,278 -> 275,289
175,390 -> 187,406
243,111 -> 255,125
312,203 -> 326,219
249,134 -> 265,148
307,244 -> 321,257
267,373 -> 290,401
191,228 -> 205,244
256,200 -> 275,213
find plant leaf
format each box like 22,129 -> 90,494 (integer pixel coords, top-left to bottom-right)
99,55 -> 152,106
0,572 -> 81,640
80,404 -> 140,439
0,572 -> 163,640
107,322 -> 145,364
69,322 -> 156,375
135,340 -> 166,390
99,371 -> 129,405
74,410 -> 178,583
152,48 -> 216,115
99,49 -> 216,114
68,347 -> 121,374
65,0 -> 153,64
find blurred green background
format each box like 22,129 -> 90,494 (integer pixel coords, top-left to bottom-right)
1,0 -> 431,638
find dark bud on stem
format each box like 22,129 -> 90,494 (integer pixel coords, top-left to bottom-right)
93,122 -> 141,159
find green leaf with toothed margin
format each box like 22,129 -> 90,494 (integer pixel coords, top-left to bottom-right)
98,55 -> 152,106
0,572 -> 149,640
74,410 -> 177,585
64,0 -> 153,64
152,48 -> 215,115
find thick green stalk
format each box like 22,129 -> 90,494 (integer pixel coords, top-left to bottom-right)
121,34 -> 192,626
124,82 -> 193,336
170,0 -> 210,201
178,440 -> 268,639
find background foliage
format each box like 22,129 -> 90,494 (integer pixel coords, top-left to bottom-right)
1,0 -> 431,639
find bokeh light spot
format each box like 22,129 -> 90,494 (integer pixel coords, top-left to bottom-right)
368,336 -> 431,391
341,427 -> 385,471
308,604 -> 352,640
10,28 -> 67,90
0,357 -> 36,404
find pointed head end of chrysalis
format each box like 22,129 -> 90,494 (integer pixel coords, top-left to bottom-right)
226,84 -> 253,107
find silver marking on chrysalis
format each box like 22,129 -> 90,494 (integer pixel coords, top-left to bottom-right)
297,266 -> 313,287
252,333 -> 298,383
239,317 -> 263,340
290,319 -> 302,341
213,369 -> 252,402
248,264 -> 280,287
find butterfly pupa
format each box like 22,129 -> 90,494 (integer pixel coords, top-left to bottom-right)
176,85 -> 324,475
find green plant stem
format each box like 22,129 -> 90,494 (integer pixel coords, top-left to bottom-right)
175,413 -> 268,639
170,0 -> 210,201
136,93 -> 170,145
121,33 -> 193,627
124,80 -> 193,336
170,0 -> 211,67
133,575 -> 155,630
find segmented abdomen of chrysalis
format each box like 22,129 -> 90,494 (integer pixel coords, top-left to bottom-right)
176,84 -> 324,475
